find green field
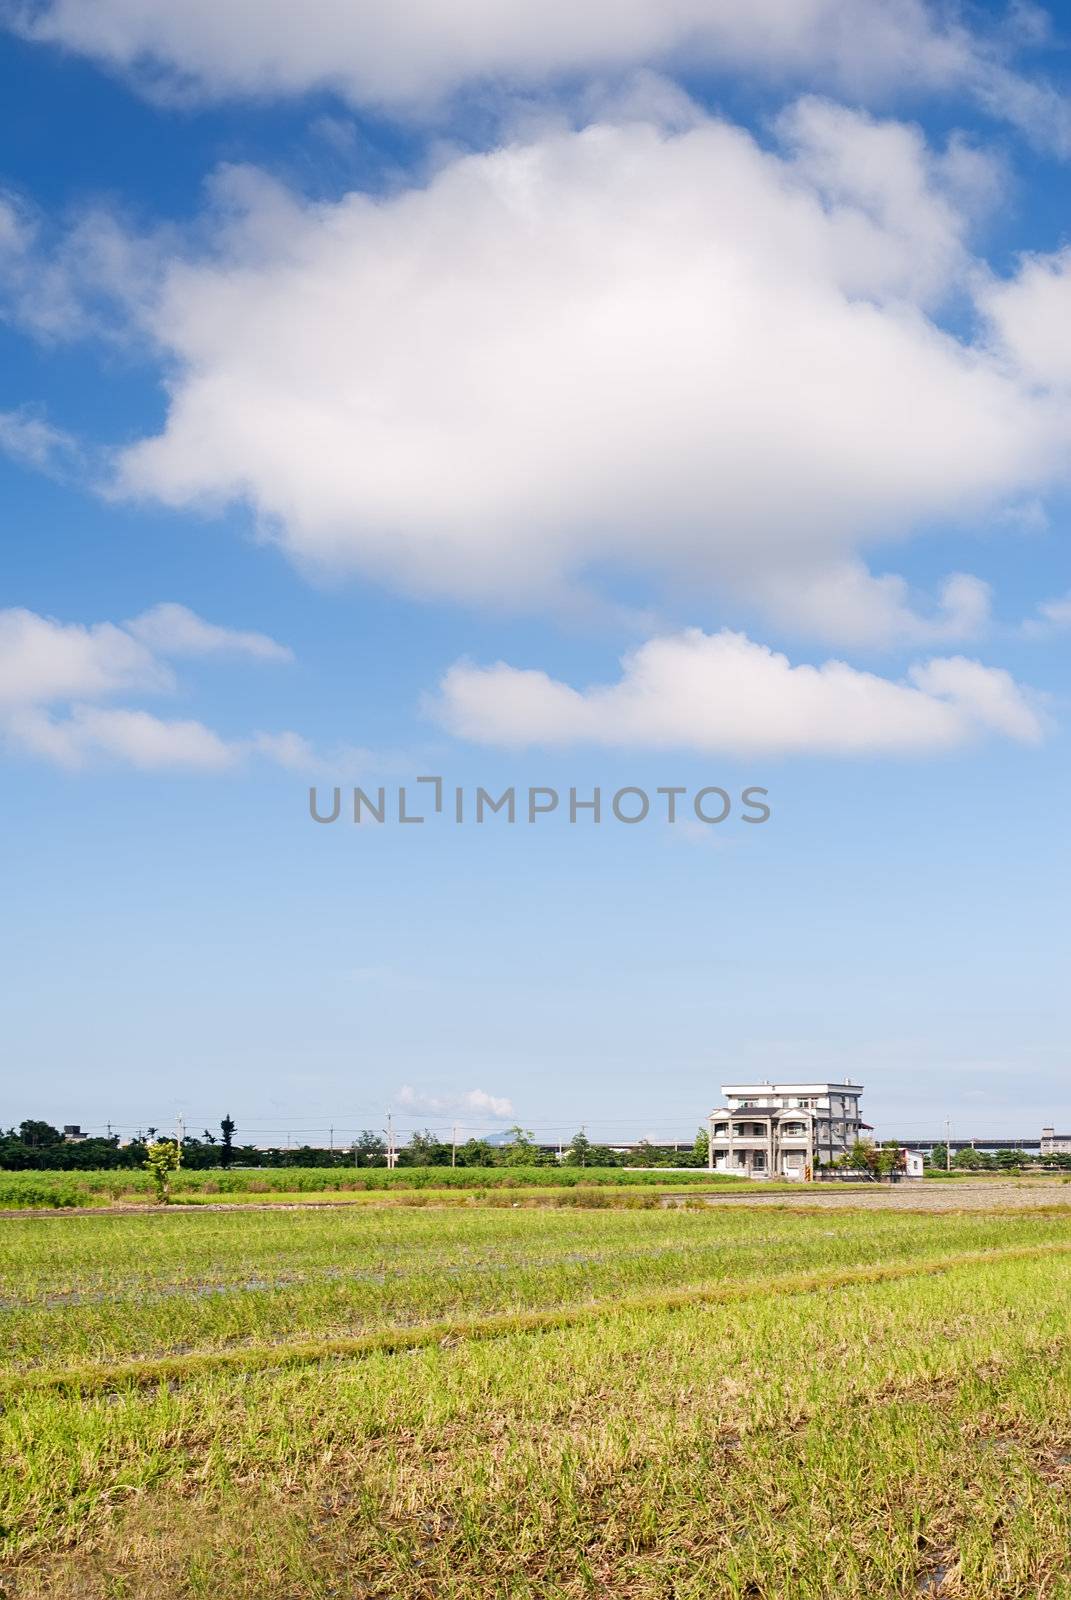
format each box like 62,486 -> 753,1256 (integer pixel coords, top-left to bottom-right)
0,1164 -> 741,1210
5,1198 -> 1071,1597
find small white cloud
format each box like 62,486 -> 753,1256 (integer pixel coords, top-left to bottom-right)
982,245 -> 1071,391
6,705 -> 239,771
0,407 -> 80,474
396,1084 -> 514,1122
0,608 -> 170,707
462,1088 -> 514,1119
996,498 -> 1049,536
434,628 -> 1045,756
249,730 -> 315,769
755,563 -> 992,648
0,603 -> 308,772
126,602 -> 293,662
1022,589 -> 1071,638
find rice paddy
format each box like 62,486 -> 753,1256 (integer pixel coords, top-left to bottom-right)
4,1186 -> 1071,1597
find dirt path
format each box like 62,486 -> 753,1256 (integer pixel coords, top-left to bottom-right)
667,1180 -> 1071,1211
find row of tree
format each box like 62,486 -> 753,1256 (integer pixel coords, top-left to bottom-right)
924,1142 -> 1068,1171
369,1126 -> 713,1168
0,1118 -> 237,1170
5,1119 -> 1066,1173
0,1120 -> 713,1171
835,1139 -> 1068,1175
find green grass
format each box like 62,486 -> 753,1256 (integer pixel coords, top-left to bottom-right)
5,1200 -> 1071,1597
0,1164 -> 740,1209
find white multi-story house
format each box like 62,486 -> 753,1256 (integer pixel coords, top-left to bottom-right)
707,1082 -> 867,1180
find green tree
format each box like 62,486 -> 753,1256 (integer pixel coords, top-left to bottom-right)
220,1116 -> 236,1169
457,1137 -> 495,1167
400,1129 -> 450,1166
18,1120 -> 62,1149
565,1129 -> 592,1167
499,1126 -> 540,1166
871,1142 -> 902,1179
840,1139 -> 872,1172
353,1130 -> 386,1167
144,1139 -> 181,1204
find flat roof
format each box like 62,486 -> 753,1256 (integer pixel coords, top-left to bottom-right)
721,1082 -> 863,1094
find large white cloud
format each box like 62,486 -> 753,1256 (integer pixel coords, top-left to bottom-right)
9,0 -> 1070,151
434,628 -> 1045,754
106,102 -> 1064,640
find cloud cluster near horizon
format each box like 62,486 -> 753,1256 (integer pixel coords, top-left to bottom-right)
396,1084 -> 515,1137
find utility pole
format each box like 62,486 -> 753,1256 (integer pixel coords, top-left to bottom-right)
945,1118 -> 952,1172
706,1112 -> 714,1173
451,1124 -> 457,1168
329,1125 -> 334,1154
175,1112 -> 184,1165
386,1111 -> 396,1170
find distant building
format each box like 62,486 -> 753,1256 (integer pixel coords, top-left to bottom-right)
1041,1127 -> 1071,1156
707,1082 -> 867,1180
900,1149 -> 924,1179
63,1124 -> 88,1142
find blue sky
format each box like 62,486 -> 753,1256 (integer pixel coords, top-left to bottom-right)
1,0 -> 1070,1146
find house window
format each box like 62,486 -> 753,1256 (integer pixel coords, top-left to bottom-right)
781,1122 -> 806,1136
714,1123 -> 728,1135
735,1151 -> 748,1166
752,1151 -> 766,1170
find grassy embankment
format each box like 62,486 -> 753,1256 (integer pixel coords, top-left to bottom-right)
5,1202 -> 1071,1595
